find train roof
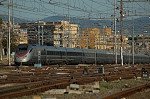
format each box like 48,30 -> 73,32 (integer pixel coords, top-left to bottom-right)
18,44 -> 150,57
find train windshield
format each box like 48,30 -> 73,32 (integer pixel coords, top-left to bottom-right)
16,44 -> 28,52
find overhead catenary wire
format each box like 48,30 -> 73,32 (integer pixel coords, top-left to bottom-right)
0,0 -> 120,22
1,0 -> 149,21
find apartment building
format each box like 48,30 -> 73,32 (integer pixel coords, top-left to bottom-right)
52,21 -> 79,48
80,27 -> 113,50
20,21 -> 54,46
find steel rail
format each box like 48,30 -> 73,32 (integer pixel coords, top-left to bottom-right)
103,83 -> 150,99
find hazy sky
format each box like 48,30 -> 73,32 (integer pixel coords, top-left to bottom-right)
0,0 -> 150,21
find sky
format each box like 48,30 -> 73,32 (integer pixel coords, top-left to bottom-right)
0,0 -> 150,21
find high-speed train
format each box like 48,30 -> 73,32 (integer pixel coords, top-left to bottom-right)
14,44 -> 150,65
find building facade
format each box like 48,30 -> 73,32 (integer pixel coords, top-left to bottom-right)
52,21 -> 79,48
79,27 -> 114,50
21,21 -> 79,48
20,21 -> 54,46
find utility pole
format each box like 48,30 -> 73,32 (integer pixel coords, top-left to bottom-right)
67,0 -> 70,48
132,21 -> 135,65
119,0 -> 150,65
120,0 -> 124,66
41,25 -> 44,45
8,0 -> 11,66
114,0 -> 117,64
131,3 -> 135,65
37,21 -> 41,66
38,23 -> 40,45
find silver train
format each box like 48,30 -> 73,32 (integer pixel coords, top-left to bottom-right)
14,44 -> 150,65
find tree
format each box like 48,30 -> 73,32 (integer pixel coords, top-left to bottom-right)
2,31 -> 20,52
0,17 -> 3,59
0,17 -> 2,26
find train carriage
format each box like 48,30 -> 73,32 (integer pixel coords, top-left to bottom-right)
14,44 -> 150,66
66,48 -> 83,64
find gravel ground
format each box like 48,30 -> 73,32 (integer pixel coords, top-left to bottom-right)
15,79 -> 150,99
0,64 -> 149,99
127,89 -> 150,99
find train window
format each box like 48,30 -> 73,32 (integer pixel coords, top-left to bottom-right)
98,53 -> 105,57
67,52 -> 74,56
74,52 -> 79,56
67,52 -> 82,56
18,47 -> 27,51
47,51 -> 60,55
16,44 -> 28,52
61,51 -> 66,55
85,53 -> 94,57
47,51 -> 51,55
76,52 -> 82,56
54,51 -> 60,55
67,52 -> 72,56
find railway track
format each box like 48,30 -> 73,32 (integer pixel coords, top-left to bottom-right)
0,74 -> 102,98
103,83 -> 150,99
0,64 -> 149,98
0,78 -> 71,98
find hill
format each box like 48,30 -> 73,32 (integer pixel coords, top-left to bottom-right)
0,15 -> 31,23
1,15 -> 149,35
124,17 -> 150,35
41,16 -> 112,28
42,16 -> 150,35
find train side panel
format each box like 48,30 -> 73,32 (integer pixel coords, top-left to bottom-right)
66,48 -> 83,64
14,44 -> 150,65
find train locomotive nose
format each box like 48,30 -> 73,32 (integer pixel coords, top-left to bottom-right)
15,51 -> 29,62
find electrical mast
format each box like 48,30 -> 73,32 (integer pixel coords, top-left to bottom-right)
114,0 -> 117,64
120,0 -> 124,66
120,0 -> 150,65
8,0 -> 11,66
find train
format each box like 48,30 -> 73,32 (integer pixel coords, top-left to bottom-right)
14,44 -> 150,66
